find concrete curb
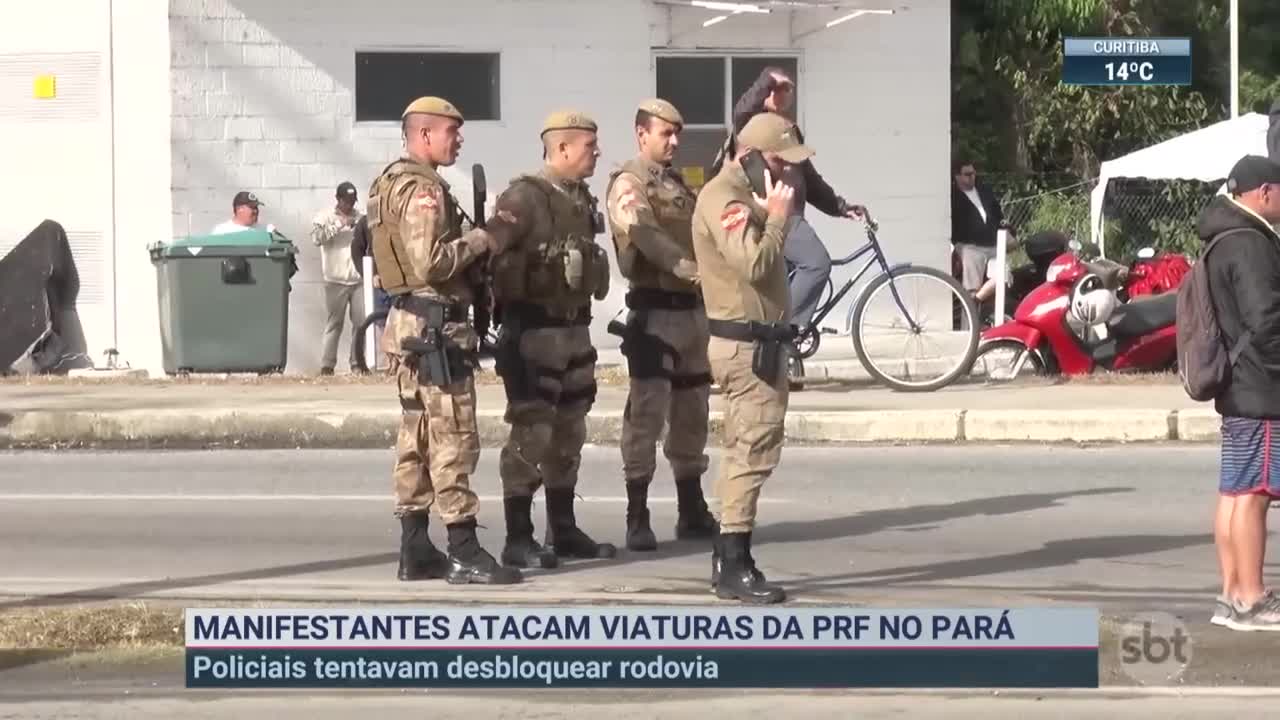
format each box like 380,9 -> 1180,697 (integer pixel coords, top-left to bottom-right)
0,407 -> 1221,449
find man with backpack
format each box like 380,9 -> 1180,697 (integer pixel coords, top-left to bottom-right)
1179,154 -> 1280,631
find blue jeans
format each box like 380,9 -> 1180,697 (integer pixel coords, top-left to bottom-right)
784,216 -> 832,328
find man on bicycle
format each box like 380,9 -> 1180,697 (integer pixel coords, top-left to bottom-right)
712,67 -> 866,337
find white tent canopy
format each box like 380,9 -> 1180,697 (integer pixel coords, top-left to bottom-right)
1089,112 -> 1271,254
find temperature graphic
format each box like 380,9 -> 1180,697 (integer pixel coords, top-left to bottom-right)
1104,61 -> 1155,82
1062,37 -> 1191,86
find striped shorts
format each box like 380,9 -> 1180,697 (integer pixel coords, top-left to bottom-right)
1220,416 -> 1280,497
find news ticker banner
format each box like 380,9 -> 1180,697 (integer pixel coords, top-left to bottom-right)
1062,37 -> 1192,86
185,607 -> 1099,689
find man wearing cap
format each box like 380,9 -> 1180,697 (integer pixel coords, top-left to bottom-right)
211,191 -> 265,235
366,95 -> 519,586
485,110 -> 616,569
691,111 -> 806,604
311,181 -> 365,375
604,98 -> 716,552
1196,154 -> 1280,631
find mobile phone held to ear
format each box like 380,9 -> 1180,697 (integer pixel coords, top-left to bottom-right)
740,150 -> 769,198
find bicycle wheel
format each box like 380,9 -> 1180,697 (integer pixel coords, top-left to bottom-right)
352,308 -> 390,374
850,265 -> 979,392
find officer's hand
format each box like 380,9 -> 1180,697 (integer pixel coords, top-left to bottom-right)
753,168 -> 794,221
673,258 -> 699,283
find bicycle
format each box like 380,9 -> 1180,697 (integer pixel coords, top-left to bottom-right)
787,210 -> 981,392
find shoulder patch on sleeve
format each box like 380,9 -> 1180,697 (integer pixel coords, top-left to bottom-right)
414,185 -> 440,211
720,204 -> 749,231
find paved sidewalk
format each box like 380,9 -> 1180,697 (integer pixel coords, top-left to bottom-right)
0,364 -> 1217,447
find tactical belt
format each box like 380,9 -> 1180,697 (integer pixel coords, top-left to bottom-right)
502,301 -> 591,329
393,295 -> 467,324
707,319 -> 796,383
626,288 -> 701,312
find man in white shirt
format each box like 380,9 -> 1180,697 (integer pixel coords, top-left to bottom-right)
211,191 -> 266,235
950,160 -> 1011,294
311,181 -> 365,375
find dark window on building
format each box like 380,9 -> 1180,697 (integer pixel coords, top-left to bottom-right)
354,52 -> 500,122
731,56 -> 800,114
655,56 -> 725,125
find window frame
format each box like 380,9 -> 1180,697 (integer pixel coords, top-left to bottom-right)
651,50 -> 803,131
352,48 -> 503,125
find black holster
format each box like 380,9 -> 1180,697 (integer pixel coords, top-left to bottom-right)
396,296 -> 472,387
707,319 -> 797,383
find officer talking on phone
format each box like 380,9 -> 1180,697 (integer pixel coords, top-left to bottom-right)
690,111 -> 810,604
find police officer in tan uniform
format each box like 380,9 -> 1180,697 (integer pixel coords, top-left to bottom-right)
605,99 -> 716,552
485,110 -> 616,568
691,111 -> 807,604
367,96 -> 520,586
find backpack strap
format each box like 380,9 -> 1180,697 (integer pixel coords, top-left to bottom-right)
1202,227 -> 1255,365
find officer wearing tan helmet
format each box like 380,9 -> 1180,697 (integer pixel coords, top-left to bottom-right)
366,96 -> 519,586
485,110 -> 616,569
604,98 -> 716,553
692,111 -> 809,604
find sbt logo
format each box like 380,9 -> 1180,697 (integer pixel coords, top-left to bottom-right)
1116,612 -> 1193,685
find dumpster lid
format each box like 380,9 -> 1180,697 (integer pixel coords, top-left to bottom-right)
149,228 -> 297,258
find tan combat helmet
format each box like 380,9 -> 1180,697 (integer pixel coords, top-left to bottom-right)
541,110 -> 598,136
637,98 -> 684,129
402,96 -> 465,125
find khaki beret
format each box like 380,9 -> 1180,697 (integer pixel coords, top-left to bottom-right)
637,98 -> 683,127
401,96 -> 464,123
541,109 -> 598,136
738,112 -> 814,164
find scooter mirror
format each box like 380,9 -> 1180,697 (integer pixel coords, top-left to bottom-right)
1137,247 -> 1156,259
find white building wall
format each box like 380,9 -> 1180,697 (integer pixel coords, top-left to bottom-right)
168,0 -> 950,373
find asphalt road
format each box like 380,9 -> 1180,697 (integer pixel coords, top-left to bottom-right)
1,445 -> 1278,703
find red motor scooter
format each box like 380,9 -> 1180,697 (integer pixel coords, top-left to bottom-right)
973,245 -> 1181,380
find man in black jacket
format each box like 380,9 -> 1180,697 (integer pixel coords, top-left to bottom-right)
713,67 -> 865,333
1201,155 -> 1280,631
950,159 -> 1010,294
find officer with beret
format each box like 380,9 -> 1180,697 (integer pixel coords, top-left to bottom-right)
366,96 -> 520,586
484,110 -> 618,568
604,98 -> 717,552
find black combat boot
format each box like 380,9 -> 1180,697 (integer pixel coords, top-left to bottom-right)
500,496 -> 559,569
674,476 -> 718,540
397,514 -> 450,581
625,478 -> 657,552
545,488 -> 617,559
714,532 -> 785,604
444,518 -> 523,585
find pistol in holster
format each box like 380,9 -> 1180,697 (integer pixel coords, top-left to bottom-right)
493,314 -> 534,402
748,321 -> 796,384
608,311 -> 677,380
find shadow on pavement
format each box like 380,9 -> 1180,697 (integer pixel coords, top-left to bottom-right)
790,532 -> 1213,592
0,552 -> 397,611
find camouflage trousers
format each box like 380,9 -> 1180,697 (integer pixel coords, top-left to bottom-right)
708,335 -> 789,533
620,307 -> 712,482
498,323 -> 597,498
392,322 -> 481,524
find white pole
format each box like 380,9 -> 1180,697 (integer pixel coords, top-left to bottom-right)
1230,0 -> 1239,118
362,255 -> 375,369
995,229 -> 1008,325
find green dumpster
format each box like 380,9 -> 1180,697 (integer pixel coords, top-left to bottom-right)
148,229 -> 298,375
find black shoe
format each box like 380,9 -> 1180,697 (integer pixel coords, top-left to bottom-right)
397,514 -> 449,581
500,496 -> 559,569
625,479 -> 657,552
674,476 -> 718,540
714,532 -> 785,604
445,519 -> 523,585
545,488 -> 617,559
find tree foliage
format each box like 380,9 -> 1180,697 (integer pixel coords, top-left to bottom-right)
952,0 -> 1279,182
